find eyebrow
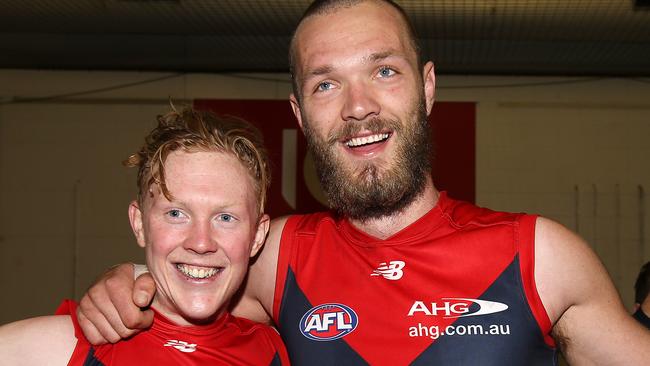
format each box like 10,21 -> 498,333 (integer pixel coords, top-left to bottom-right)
367,50 -> 395,63
306,65 -> 334,78
301,50 -> 404,85
300,64 -> 333,89
163,196 -> 241,210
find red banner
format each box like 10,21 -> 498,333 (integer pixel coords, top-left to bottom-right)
194,99 -> 475,218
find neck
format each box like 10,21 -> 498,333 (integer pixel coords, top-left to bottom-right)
151,294 -> 223,327
348,178 -> 439,239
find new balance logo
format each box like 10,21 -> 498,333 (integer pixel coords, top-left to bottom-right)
164,340 -> 197,353
371,260 -> 405,280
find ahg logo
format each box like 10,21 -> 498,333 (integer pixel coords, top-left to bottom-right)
299,303 -> 359,341
407,298 -> 509,318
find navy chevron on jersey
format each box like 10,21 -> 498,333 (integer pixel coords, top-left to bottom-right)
273,192 -> 557,365
56,300 -> 289,366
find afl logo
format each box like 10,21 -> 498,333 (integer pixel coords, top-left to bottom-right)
299,303 -> 359,341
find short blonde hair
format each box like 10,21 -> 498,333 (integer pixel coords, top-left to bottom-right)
124,107 -> 270,215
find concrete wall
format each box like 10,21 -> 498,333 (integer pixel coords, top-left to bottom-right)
0,69 -> 648,323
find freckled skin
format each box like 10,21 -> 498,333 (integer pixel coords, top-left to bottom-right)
129,151 -> 268,326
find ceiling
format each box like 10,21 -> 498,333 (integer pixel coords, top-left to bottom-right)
1,0 -> 650,76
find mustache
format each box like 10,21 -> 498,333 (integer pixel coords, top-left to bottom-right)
326,117 -> 402,146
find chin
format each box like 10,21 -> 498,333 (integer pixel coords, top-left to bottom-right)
179,303 -> 224,324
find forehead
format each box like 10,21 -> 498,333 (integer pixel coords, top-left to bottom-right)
294,1 -> 415,74
155,150 -> 256,202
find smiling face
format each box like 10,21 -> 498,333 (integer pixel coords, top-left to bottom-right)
128,150 -> 268,326
290,0 -> 436,220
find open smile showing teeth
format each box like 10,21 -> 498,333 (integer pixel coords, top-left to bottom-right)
346,133 -> 390,147
176,264 -> 221,279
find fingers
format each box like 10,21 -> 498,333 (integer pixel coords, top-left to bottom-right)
77,263 -> 154,345
104,264 -> 155,330
78,280 -> 132,344
77,297 -> 121,344
132,273 -> 156,309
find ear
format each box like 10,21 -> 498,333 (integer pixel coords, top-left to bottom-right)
128,201 -> 146,248
289,93 -> 305,130
422,61 -> 436,115
250,214 -> 270,257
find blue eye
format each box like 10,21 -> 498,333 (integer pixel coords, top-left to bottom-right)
219,214 -> 234,222
166,209 -> 186,220
378,67 -> 396,78
317,81 -> 333,92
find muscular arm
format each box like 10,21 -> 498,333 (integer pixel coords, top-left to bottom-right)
0,315 -> 77,365
535,217 -> 650,364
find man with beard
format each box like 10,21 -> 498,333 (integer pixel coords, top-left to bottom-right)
75,0 -> 650,365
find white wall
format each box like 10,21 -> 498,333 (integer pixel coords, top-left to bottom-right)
0,69 -> 648,323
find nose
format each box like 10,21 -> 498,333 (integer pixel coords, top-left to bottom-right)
341,81 -> 380,122
184,220 -> 219,254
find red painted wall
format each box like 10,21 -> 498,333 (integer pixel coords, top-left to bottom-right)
194,99 -> 475,218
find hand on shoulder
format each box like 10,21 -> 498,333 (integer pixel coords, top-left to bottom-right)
77,262 -> 155,344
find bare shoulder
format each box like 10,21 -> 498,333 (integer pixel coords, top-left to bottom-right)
231,216 -> 290,324
0,315 -> 77,365
534,217 -> 650,364
534,217 -> 605,322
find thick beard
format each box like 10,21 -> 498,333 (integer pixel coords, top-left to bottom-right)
303,96 -> 432,221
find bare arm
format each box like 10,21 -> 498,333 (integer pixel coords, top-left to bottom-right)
230,216 -> 288,324
0,315 -> 77,365
77,263 -> 155,344
535,217 -> 650,364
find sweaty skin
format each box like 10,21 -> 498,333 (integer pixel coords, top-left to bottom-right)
77,1 -> 650,364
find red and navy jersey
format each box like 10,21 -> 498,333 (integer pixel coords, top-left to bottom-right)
56,300 -> 290,366
273,192 -> 557,365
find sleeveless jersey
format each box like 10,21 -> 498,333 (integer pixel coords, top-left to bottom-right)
56,300 -> 289,366
273,192 -> 557,365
